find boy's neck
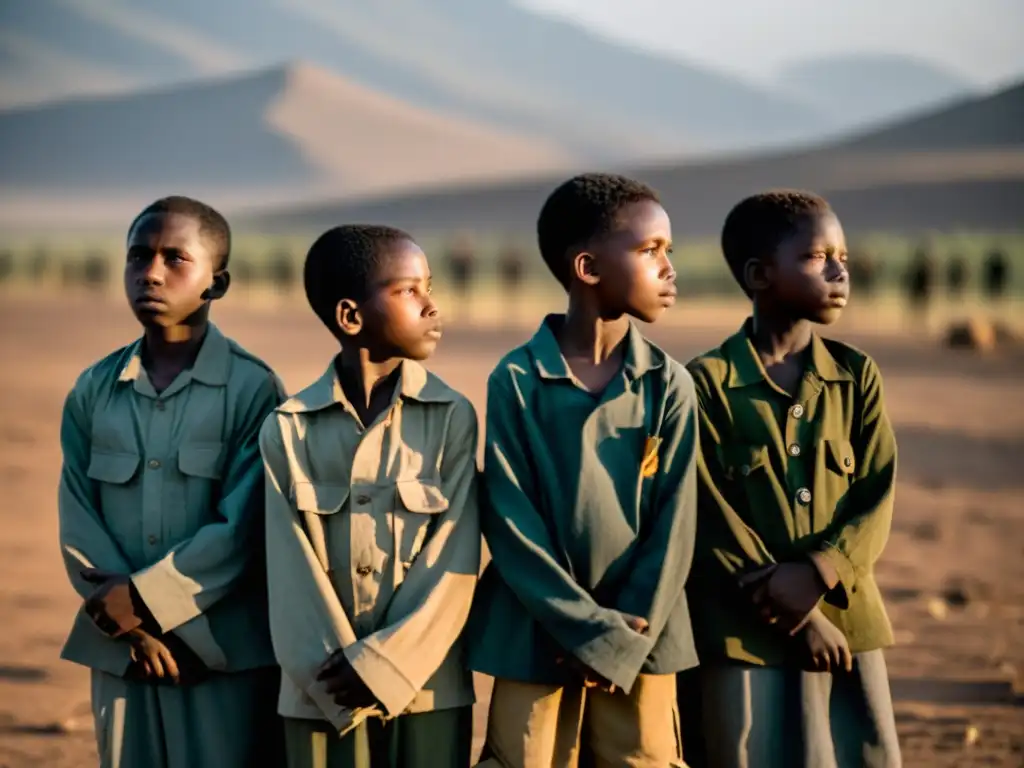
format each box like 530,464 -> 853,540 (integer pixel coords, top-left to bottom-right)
335,345 -> 403,423
558,292 -> 630,365
750,304 -> 813,363
141,322 -> 207,375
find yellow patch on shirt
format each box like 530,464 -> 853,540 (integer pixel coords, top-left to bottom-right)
641,435 -> 662,478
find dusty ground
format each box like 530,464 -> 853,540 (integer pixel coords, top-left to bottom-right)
0,292 -> 1021,767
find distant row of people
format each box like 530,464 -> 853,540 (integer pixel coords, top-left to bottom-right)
1,241 -> 1013,308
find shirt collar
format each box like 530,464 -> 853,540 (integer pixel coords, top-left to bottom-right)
724,318 -> 854,389
527,314 -> 660,382
117,323 -> 231,389
278,357 -> 455,414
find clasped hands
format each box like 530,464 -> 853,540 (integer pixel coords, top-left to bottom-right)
80,568 -> 208,684
738,560 -> 852,673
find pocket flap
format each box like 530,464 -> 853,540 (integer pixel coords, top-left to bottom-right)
178,443 -> 224,479
395,478 -> 449,515
826,439 -> 856,475
87,451 -> 140,484
721,443 -> 769,474
294,481 -> 349,515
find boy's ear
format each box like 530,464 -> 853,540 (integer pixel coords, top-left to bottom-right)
743,258 -> 771,294
204,270 -> 231,301
335,298 -> 362,337
572,251 -> 600,286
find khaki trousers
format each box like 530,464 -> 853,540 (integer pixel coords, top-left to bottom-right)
478,674 -> 685,768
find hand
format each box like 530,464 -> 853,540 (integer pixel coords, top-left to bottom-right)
622,613 -> 650,635
82,569 -> 142,637
316,651 -> 377,709
126,628 -> 180,684
798,608 -> 853,673
554,653 -> 617,694
749,561 -> 827,633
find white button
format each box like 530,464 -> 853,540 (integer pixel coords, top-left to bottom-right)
147,459 -> 161,469
788,444 -> 802,457
791,404 -> 804,418
797,488 -> 812,504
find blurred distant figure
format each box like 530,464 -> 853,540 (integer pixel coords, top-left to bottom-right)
497,241 -> 526,321
445,235 -> 476,319
27,247 -> 49,282
266,248 -> 296,295
231,256 -> 256,290
0,250 -> 13,283
982,247 -> 1009,302
82,250 -> 110,291
904,244 -> 934,328
847,248 -> 878,300
945,255 -> 967,302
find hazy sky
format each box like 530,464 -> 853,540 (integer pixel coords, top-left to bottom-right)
520,0 -> 1024,87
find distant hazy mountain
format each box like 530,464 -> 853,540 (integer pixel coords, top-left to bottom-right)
777,54 -> 976,129
248,79 -> 1024,238
0,0 -> 832,160
0,62 -> 575,201
838,80 -> 1024,150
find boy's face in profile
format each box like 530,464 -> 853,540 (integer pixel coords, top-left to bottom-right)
763,210 -> 849,325
356,240 -> 442,361
124,212 -> 225,329
586,199 -> 677,323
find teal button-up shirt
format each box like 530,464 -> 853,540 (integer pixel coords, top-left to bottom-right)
468,316 -> 699,693
58,324 -> 283,676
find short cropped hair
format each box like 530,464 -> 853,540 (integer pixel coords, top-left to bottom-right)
303,224 -> 414,332
720,190 -> 833,297
537,173 -> 661,289
128,196 -> 231,269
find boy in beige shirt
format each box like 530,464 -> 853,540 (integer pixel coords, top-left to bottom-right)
259,225 -> 481,767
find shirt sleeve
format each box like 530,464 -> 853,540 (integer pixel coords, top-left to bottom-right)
480,370 -> 651,693
613,365 -> 698,643
688,366 -> 777,577
58,380 -> 134,598
131,372 -> 281,632
343,398 -> 481,717
260,414 -> 361,732
813,357 -> 897,608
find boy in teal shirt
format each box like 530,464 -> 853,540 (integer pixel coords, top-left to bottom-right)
471,173 -> 698,766
58,196 -> 284,767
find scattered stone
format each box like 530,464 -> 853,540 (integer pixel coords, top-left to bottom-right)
941,583 -> 970,608
927,597 -> 949,620
945,318 -> 996,351
964,724 -> 980,746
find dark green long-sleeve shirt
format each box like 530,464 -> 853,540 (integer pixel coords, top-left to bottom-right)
468,316 -> 699,693
686,321 -> 897,666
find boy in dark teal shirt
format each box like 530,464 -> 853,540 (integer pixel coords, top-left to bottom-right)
470,173 -> 698,766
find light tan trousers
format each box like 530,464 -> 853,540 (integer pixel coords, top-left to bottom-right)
477,674 -> 686,768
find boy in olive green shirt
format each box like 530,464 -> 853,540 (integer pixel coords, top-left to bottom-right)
470,174 -> 698,767
259,226 -> 480,768
58,197 -> 285,767
684,191 -> 901,768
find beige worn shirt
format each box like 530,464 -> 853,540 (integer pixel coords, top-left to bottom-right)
58,324 -> 284,675
259,359 -> 480,734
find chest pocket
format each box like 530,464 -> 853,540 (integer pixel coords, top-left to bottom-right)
177,442 -> 224,533
721,443 -> 770,480
824,439 -> 856,477
88,451 -> 142,542
394,477 -> 449,573
294,481 -> 349,574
